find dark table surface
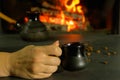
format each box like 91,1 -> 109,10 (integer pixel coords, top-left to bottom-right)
0,31 -> 120,80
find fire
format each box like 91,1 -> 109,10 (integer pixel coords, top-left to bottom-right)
64,0 -> 80,12
67,20 -> 75,32
40,0 -> 85,32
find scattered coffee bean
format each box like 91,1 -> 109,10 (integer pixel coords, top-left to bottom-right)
96,50 -> 101,54
112,51 -> 117,55
86,52 -> 92,57
107,52 -> 111,56
88,46 -> 93,52
85,44 -> 117,65
102,61 -> 108,64
104,46 -> 109,51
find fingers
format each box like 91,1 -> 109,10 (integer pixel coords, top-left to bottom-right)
52,40 -> 59,46
27,56 -> 59,79
43,56 -> 61,66
35,41 -> 62,57
25,41 -> 62,79
29,72 -> 52,79
29,56 -> 60,73
44,45 -> 62,57
31,63 -> 58,74
43,41 -> 62,56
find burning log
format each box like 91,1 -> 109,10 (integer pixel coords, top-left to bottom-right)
43,22 -> 67,31
40,8 -> 83,22
37,0 -> 86,32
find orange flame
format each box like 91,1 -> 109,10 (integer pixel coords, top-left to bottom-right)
64,0 -> 80,12
40,0 -> 85,32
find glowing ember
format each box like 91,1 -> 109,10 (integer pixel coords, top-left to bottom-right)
40,0 -> 86,32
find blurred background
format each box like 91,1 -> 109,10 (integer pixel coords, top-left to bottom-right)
0,0 -> 119,34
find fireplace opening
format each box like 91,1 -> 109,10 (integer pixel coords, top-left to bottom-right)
0,0 -> 119,34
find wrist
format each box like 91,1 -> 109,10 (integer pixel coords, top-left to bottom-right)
0,52 -> 11,76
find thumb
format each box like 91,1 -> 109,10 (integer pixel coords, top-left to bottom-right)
52,40 -> 59,46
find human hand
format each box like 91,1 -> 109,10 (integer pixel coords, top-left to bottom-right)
10,41 -> 62,79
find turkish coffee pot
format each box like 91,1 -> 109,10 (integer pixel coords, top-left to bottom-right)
15,11 -> 49,41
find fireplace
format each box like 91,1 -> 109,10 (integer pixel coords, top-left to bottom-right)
0,0 -> 119,34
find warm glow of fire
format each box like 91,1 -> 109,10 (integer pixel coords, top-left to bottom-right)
67,20 -> 75,32
40,0 -> 85,32
64,0 -> 80,12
